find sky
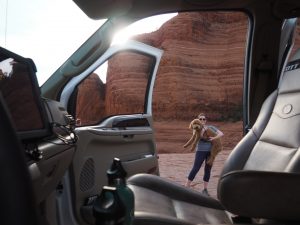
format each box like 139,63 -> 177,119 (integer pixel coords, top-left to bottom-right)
0,0 -> 176,85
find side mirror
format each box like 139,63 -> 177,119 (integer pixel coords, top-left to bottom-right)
0,47 -> 50,140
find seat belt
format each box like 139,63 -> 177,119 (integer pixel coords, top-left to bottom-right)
250,60 -> 273,125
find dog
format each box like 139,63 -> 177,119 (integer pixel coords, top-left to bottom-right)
183,118 -> 222,165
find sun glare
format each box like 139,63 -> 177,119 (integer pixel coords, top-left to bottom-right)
111,13 -> 177,45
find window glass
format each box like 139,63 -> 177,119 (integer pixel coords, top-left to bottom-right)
75,51 -> 154,126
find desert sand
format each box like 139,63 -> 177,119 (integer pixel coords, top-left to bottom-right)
155,120 -> 243,199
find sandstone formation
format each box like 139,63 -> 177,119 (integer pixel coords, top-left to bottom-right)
290,22 -> 300,59
120,12 -> 248,121
76,12 -> 253,153
76,73 -> 106,126
105,52 -> 153,115
75,14 -> 300,153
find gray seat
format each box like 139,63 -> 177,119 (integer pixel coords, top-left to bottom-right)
128,174 -> 231,225
128,55 -> 300,225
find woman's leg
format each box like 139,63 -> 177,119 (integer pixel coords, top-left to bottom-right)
186,151 -> 206,186
203,164 -> 212,183
203,152 -> 212,193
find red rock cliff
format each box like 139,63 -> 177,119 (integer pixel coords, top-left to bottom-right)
76,12 -> 300,153
108,12 -> 248,121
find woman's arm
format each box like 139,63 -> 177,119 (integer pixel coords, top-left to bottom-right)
208,126 -> 223,141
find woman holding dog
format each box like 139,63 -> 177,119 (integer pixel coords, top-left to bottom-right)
184,113 -> 223,196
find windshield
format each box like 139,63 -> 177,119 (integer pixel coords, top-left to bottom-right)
0,0 -> 105,85
0,0 -> 177,86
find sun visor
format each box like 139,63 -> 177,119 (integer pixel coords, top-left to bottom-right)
73,0 -> 133,19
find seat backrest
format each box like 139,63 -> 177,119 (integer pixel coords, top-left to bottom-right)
218,54 -> 300,222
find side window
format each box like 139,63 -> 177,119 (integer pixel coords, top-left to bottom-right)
75,51 -> 154,126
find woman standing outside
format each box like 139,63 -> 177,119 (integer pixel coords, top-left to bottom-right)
185,113 -> 223,196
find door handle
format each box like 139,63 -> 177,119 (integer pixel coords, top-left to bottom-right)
123,134 -> 134,139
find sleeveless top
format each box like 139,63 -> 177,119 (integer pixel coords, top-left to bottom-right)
196,125 -> 217,152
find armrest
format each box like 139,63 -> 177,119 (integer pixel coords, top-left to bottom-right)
218,170 -> 300,221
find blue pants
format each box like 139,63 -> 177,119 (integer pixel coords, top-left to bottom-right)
188,151 -> 212,182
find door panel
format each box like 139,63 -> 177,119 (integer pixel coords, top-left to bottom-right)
71,114 -> 159,224
74,116 -> 158,183
59,41 -> 163,224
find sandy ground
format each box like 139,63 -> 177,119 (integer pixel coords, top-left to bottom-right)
158,150 -> 232,199
154,120 -> 242,199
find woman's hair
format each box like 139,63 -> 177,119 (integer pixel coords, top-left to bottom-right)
197,113 -> 206,119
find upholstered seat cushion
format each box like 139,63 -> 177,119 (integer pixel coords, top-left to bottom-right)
128,174 -> 232,225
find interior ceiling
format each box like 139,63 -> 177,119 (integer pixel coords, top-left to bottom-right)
73,0 -> 300,20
